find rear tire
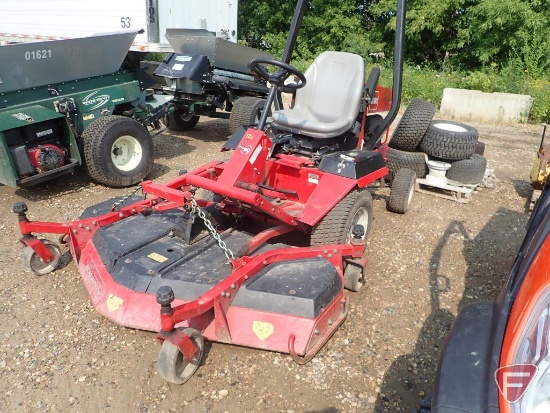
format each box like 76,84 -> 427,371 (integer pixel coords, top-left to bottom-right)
419,120 -> 478,160
83,115 -> 153,187
310,189 -> 373,246
388,168 -> 416,214
229,97 -> 268,135
389,99 -> 436,151
310,190 -> 373,292
165,109 -> 200,131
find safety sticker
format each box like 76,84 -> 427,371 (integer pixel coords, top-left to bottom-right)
148,252 -> 168,263
252,321 -> 274,341
11,112 -> 34,122
308,173 -> 319,184
107,294 -> 123,313
249,145 -> 262,164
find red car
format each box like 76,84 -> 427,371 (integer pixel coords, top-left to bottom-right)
425,183 -> 550,413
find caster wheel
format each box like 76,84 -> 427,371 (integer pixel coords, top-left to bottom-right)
157,328 -> 205,384
344,263 -> 364,292
22,239 -> 61,276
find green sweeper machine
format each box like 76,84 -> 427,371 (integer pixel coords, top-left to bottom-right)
0,30 -> 173,188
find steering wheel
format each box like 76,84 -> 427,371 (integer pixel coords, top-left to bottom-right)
249,57 -> 307,91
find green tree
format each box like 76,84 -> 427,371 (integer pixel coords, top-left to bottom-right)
238,0 -> 550,74
457,0 -> 550,74
238,0 -> 378,64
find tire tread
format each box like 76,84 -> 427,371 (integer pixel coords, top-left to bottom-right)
389,99 -> 436,151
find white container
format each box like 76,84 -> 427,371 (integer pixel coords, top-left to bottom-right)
0,0 -> 238,52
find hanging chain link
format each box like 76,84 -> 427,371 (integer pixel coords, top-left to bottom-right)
111,184 -> 143,212
190,198 -> 235,261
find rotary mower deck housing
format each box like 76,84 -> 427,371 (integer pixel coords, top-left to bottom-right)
0,31 -> 172,188
14,0 -> 408,384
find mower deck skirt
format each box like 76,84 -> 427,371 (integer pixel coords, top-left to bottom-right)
77,207 -> 346,356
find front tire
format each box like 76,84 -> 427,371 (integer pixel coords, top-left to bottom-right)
22,239 -> 61,276
82,115 -> 153,187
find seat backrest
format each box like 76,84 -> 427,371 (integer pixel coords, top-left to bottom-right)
294,51 -> 365,123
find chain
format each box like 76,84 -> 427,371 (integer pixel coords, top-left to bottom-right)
111,184 -> 143,212
190,198 -> 235,261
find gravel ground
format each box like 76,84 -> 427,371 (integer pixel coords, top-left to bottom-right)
0,116 -> 542,413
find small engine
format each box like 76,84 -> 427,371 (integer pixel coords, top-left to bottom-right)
6,119 -> 67,177
27,144 -> 65,172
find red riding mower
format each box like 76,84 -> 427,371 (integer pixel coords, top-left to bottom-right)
13,0 -> 407,384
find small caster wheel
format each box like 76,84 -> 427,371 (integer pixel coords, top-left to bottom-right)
22,239 -> 61,276
344,263 -> 364,292
157,328 -> 204,384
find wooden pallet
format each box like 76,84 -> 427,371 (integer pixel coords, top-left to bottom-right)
415,168 -> 495,204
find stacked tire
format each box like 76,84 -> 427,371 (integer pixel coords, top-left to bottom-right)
386,99 -> 436,214
419,121 -> 486,185
386,99 -> 487,213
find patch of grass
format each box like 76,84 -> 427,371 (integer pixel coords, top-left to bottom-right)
378,63 -> 549,123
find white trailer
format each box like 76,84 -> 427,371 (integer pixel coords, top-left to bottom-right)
0,0 -> 238,52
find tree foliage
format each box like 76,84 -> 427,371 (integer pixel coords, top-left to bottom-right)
238,0 -> 550,74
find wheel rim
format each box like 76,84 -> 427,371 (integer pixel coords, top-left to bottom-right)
178,112 -> 195,122
175,337 -> 202,380
111,135 -> 143,172
346,206 -> 370,243
433,122 -> 467,133
26,243 -> 61,275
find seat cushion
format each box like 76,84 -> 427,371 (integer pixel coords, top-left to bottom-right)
272,51 -> 365,139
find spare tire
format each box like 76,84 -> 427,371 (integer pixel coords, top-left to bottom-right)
475,141 -> 485,156
446,154 -> 487,185
386,147 -> 428,179
389,99 -> 436,151
388,168 -> 416,214
419,120 -> 478,160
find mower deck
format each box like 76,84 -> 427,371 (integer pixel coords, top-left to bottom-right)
84,201 -> 340,315
71,197 -> 350,360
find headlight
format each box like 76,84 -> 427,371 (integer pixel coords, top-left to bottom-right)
502,285 -> 550,412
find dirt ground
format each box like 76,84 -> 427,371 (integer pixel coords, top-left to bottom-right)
0,116 -> 542,413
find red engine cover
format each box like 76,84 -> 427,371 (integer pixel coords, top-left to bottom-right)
27,144 -> 65,172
